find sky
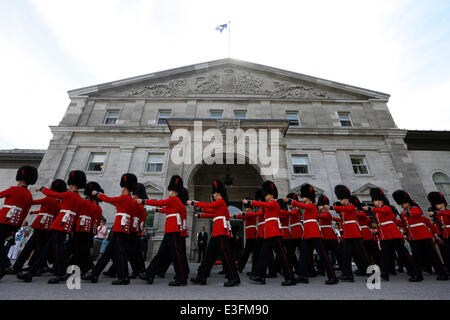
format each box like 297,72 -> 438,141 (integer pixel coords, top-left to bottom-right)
0,0 -> 449,150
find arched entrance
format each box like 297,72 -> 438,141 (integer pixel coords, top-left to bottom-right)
187,161 -> 263,262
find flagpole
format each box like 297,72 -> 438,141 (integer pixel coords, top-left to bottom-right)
228,20 -> 231,57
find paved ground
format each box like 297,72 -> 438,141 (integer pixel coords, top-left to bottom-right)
0,263 -> 448,300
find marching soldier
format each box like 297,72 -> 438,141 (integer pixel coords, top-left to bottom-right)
18,170 -> 86,284
11,179 -> 65,274
0,166 -> 37,279
427,192 -> 450,274
82,173 -> 137,285
354,197 -> 380,267
285,193 -> 304,278
286,184 -> 338,285
140,175 -> 188,286
362,187 -> 421,281
233,200 -> 258,274
392,190 -> 448,280
188,180 -> 240,287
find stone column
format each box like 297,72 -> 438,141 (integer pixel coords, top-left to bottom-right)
321,148 -> 343,201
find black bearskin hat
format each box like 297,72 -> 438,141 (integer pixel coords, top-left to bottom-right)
120,173 -> 137,192
67,170 -> 86,189
16,166 -> 38,185
179,187 -> 189,205
277,198 -> 288,211
317,194 -> 330,207
335,185 -> 351,200
84,181 -> 103,201
350,195 -> 363,210
370,187 -> 387,202
392,190 -> 413,205
262,180 -> 278,199
51,179 -> 67,193
287,192 -> 299,202
133,183 -> 148,200
211,179 -> 228,205
168,175 -> 183,194
427,191 -> 447,207
300,183 -> 315,202
255,188 -> 265,202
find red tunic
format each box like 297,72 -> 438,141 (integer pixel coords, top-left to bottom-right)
90,202 -> 103,235
74,200 -> 95,233
356,211 -> 375,241
235,213 -> 257,239
400,206 -> 433,240
372,205 -> 403,240
98,193 -> 136,234
246,209 -> 265,238
133,202 -> 147,236
291,200 -> 321,239
0,186 -> 33,227
288,209 -> 303,239
146,196 -> 185,234
436,209 -> 450,239
279,210 -> 291,240
250,200 -> 282,239
42,189 -> 84,233
194,198 -> 229,238
30,197 -> 60,230
318,211 -> 338,240
333,204 -> 362,239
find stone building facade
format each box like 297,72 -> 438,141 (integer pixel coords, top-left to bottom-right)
3,58 -> 449,260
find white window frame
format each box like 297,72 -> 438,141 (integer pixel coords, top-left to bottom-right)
338,112 -> 353,127
350,155 -> 370,175
210,109 -> 223,119
156,109 -> 172,125
145,152 -> 166,173
86,152 -> 107,173
104,110 -> 120,124
291,154 -> 310,175
286,111 -> 300,126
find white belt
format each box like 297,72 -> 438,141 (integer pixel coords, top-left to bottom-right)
265,217 -> 282,229
213,216 -> 229,230
409,223 -> 425,228
37,213 -> 52,224
257,221 -> 266,226
446,225 -> 450,229
360,225 -> 370,229
343,220 -> 358,225
320,224 -> 332,228
61,209 -> 76,223
116,212 -> 131,226
4,205 -> 23,219
245,225 -> 257,229
380,221 -> 394,226
304,219 -> 318,224
280,226 -> 289,229
78,215 -> 91,226
133,217 -> 140,229
290,222 -> 303,228
166,213 -> 182,226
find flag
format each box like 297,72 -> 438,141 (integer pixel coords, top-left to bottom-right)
215,23 -> 227,33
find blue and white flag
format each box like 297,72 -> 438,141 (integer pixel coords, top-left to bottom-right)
215,23 -> 228,33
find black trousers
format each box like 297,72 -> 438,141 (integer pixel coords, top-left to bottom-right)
341,238 -> 370,277
197,235 -> 239,281
154,236 -> 190,277
321,239 -> 344,270
146,232 -> 187,282
30,230 -> 67,276
92,232 -> 129,279
410,239 -> 446,276
0,223 -> 19,270
128,232 -> 146,275
238,238 -> 258,271
198,243 -> 207,263
255,236 -> 294,281
443,239 -> 450,273
69,231 -> 94,273
287,238 -> 303,276
298,237 -> 337,280
380,238 -> 418,277
13,229 -> 50,271
363,240 -> 381,266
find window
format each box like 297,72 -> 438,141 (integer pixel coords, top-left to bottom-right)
291,155 -> 310,174
104,110 -> 119,124
210,110 -> 223,119
338,112 -> 353,127
433,172 -> 450,203
234,110 -> 247,120
87,153 -> 106,172
157,110 -> 171,124
286,111 -> 299,126
146,153 -> 164,172
350,156 -> 369,175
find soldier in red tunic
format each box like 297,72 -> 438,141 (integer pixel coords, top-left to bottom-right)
393,190 -> 448,280
427,192 -> 450,274
11,179 -> 65,275
285,192 -> 304,277
18,170 -> 86,284
362,187 -> 421,281
0,166 -> 37,279
189,180 -> 240,287
287,184 -> 338,285
82,173 -> 137,285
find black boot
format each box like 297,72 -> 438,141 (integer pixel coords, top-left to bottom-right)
48,274 -> 69,284
224,279 -> 240,287
6,267 -> 20,275
169,279 -> 187,286
190,276 -> 207,285
281,279 -> 296,286
338,274 -> 354,282
325,278 -> 339,285
436,274 -> 449,281
249,275 -> 265,284
112,278 -> 130,285
17,272 -> 33,282
295,276 -> 309,284
408,274 -> 423,282
81,271 -> 98,283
